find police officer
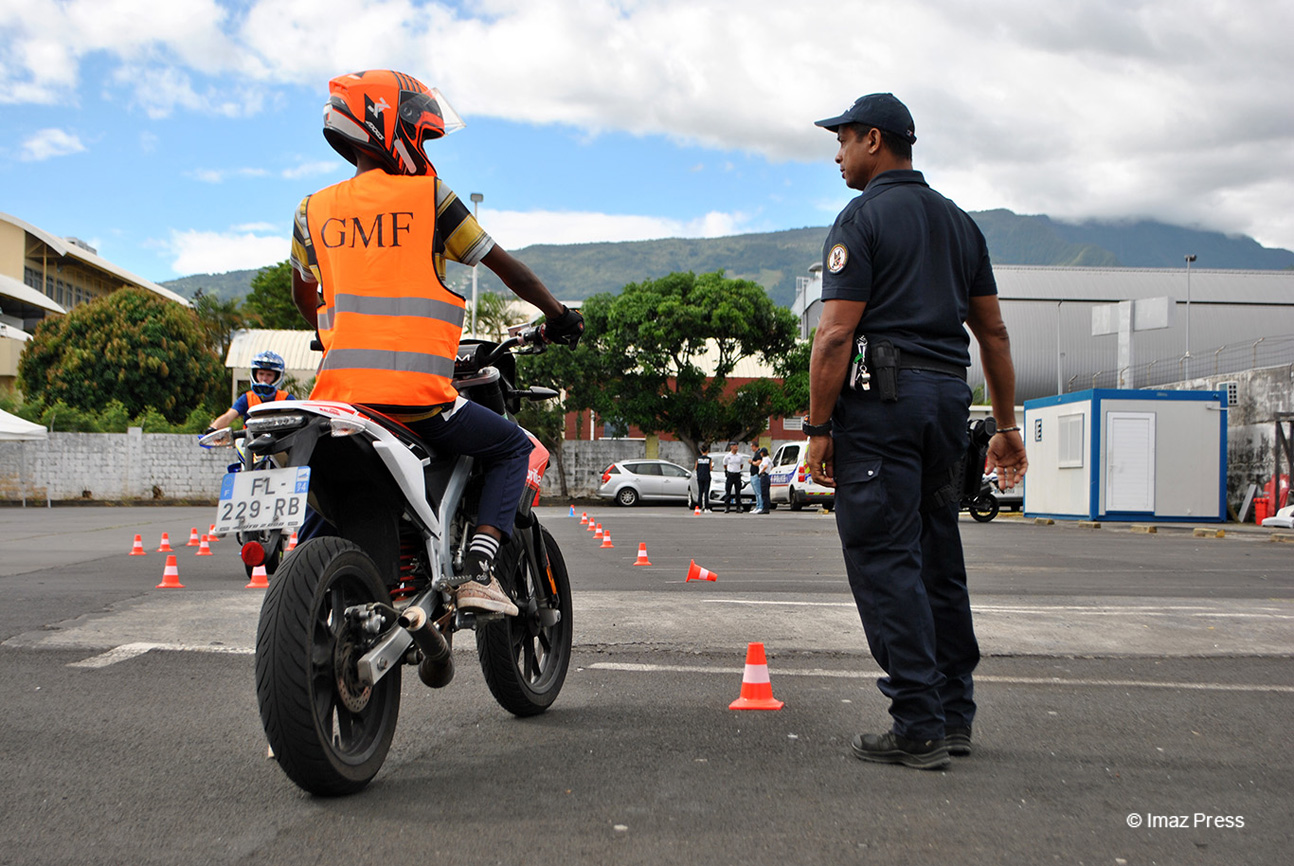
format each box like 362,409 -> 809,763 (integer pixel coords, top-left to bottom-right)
289,70 -> 584,617
806,93 -> 1028,770
694,444 -> 713,511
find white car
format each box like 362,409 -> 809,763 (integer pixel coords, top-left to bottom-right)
767,442 -> 835,511
597,459 -> 694,506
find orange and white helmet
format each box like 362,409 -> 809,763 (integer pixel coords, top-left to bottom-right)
322,70 -> 464,176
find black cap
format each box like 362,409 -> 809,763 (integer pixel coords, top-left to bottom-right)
815,93 -> 916,144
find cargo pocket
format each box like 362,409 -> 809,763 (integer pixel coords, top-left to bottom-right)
835,458 -> 891,534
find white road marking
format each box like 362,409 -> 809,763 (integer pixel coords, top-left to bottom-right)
586,662 -> 1294,693
700,598 -> 1294,619
68,643 -> 252,668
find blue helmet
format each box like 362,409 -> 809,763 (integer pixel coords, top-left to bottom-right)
250,350 -> 286,399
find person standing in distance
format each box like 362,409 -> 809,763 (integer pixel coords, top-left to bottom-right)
694,444 -> 714,512
748,444 -> 766,514
721,442 -> 745,513
805,93 -> 1027,770
290,70 -> 584,617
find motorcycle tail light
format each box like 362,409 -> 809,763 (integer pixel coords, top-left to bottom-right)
329,417 -> 367,437
241,541 -> 266,566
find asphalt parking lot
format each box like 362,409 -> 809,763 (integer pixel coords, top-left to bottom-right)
1,504 -> 1291,865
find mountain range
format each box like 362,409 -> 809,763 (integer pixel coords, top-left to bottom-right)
163,209 -> 1294,309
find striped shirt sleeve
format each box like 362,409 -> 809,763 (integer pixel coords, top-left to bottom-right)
289,195 -> 321,284
435,179 -> 495,274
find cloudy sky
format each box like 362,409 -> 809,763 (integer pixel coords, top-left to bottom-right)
3,0 -> 1292,283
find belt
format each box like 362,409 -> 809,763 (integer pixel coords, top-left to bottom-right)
899,359 -> 967,381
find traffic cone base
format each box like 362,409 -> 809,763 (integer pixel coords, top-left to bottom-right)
157,555 -> 184,588
729,642 -> 783,710
156,533 -> 173,553
600,531 -> 614,549
129,534 -> 147,556
633,543 -> 652,566
686,559 -> 717,582
195,536 -> 213,556
245,565 -> 269,589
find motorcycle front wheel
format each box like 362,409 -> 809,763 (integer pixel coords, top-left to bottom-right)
255,536 -> 401,796
477,527 -> 572,716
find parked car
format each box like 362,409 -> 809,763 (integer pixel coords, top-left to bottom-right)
688,465 -> 756,511
597,459 -> 694,506
767,442 -> 835,511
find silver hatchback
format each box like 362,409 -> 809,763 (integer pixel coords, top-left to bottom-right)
597,459 -> 694,506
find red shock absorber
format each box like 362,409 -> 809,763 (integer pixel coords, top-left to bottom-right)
390,533 -> 423,602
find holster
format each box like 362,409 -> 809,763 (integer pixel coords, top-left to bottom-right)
867,339 -> 900,403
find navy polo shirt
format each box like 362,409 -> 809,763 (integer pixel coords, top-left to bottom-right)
821,170 -> 996,368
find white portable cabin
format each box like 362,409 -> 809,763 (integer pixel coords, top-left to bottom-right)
1023,389 -> 1226,522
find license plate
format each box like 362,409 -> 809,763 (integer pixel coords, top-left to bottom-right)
214,467 -> 311,533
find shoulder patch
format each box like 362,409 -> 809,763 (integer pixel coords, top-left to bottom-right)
827,243 -> 849,273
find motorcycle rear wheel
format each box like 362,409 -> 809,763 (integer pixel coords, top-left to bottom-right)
255,536 -> 401,796
969,495 -> 1000,523
477,527 -> 572,716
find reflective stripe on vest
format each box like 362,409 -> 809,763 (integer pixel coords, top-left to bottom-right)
305,170 -> 465,408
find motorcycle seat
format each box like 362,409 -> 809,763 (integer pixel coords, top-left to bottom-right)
352,404 -> 442,464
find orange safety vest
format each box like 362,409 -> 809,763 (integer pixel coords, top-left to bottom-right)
246,389 -> 290,408
306,169 -> 466,409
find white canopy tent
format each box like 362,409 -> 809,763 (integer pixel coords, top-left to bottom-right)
0,408 -> 49,506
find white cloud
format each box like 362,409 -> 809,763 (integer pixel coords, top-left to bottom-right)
20,128 -> 85,160
166,227 -> 288,275
478,208 -> 754,249
189,167 -> 270,183
4,1 -> 1294,247
281,160 -> 341,180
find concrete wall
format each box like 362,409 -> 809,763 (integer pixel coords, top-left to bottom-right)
1161,364 -> 1294,513
0,429 -> 230,503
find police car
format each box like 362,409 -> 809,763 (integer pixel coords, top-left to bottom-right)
766,442 -> 835,511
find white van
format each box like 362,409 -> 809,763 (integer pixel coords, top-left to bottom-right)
766,442 -> 835,511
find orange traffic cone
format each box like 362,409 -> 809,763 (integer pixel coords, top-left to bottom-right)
208,523 -> 216,537
633,543 -> 652,566
186,527 -> 201,547
129,534 -> 147,556
579,512 -> 589,526
600,530 -> 614,549
195,536 -> 213,556
157,533 -> 173,553
586,517 -> 597,532
729,642 -> 784,711
594,523 -> 604,539
685,559 -> 717,582
156,555 -> 184,588
245,564 -> 269,589
285,531 -> 298,552
694,505 -> 701,516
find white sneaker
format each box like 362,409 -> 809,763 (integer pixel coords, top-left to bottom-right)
456,576 -> 519,617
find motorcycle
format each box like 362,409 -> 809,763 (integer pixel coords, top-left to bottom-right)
200,327 -> 570,796
959,417 -> 1000,523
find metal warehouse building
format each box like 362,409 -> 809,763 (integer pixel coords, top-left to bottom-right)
795,265 -> 1294,401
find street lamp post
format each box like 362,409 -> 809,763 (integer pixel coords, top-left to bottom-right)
470,192 -> 484,337
1184,254 -> 1196,378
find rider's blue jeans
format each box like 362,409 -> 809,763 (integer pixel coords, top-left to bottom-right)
404,400 -> 533,539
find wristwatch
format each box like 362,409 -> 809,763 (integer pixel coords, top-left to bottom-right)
802,419 -> 833,437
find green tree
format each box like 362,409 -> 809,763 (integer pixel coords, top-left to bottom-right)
470,291 -> 527,341
544,271 -> 800,457
18,288 -> 223,423
243,261 -> 308,329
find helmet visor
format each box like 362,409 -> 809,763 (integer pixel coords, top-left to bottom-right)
427,88 -> 465,136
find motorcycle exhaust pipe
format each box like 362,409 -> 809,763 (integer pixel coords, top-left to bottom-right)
398,606 -> 454,689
